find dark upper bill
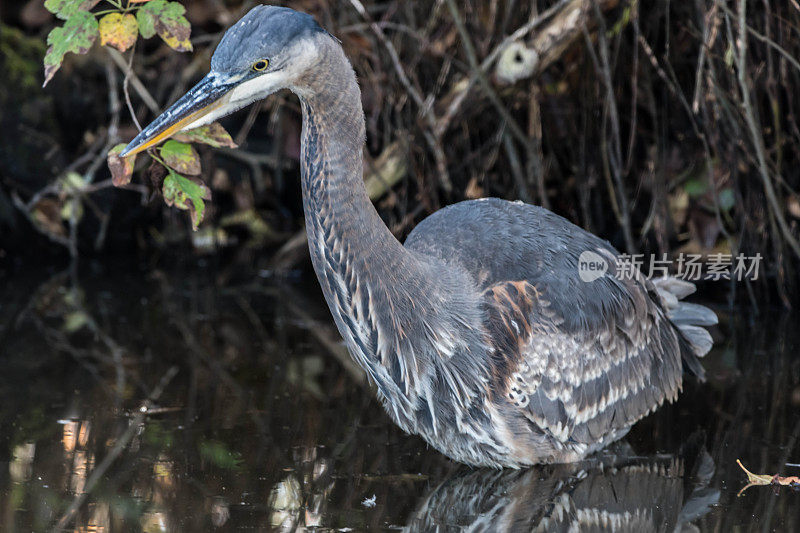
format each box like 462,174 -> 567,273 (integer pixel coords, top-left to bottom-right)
120,73 -> 236,158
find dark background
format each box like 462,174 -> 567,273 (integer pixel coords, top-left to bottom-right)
1,0 -> 799,306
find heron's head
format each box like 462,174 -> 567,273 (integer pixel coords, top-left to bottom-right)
121,5 -> 328,157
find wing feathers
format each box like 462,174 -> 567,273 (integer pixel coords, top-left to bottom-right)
483,280 -> 684,449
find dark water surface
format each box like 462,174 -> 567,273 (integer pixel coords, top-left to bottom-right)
1,264 -> 798,531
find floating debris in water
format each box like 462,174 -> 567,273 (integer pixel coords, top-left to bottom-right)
361,495 -> 376,508
737,459 -> 800,496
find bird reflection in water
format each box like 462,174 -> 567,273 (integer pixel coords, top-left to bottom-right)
406,444 -> 719,532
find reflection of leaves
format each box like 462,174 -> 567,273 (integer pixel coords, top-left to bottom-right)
162,170 -> 211,230
43,10 -> 98,86
160,140 -> 201,175
286,356 -> 325,399
144,421 -> 174,448
98,13 -> 138,52
44,0 -> 99,20
737,459 -> 800,496
199,440 -> 242,470
136,0 -> 192,51
174,123 -> 238,149
107,144 -> 136,186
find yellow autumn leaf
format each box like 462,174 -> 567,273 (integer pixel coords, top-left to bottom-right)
98,13 -> 138,52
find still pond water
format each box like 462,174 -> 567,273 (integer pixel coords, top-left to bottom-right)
1,263 -> 798,531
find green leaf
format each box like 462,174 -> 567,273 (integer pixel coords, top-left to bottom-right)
60,198 -> 84,222
174,123 -> 238,149
717,188 -> 736,212
63,311 -> 90,333
107,143 -> 136,186
98,13 -> 138,52
198,440 -> 242,470
160,140 -> 201,175
43,11 -> 98,87
44,0 -> 99,20
136,5 -> 156,38
162,170 -> 211,230
61,171 -> 86,192
684,179 -> 708,198
724,43 -> 735,68
137,0 -> 192,51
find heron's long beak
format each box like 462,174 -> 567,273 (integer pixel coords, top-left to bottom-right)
121,72 -> 237,157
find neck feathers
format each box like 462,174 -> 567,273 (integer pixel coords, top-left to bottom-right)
294,37 -> 489,435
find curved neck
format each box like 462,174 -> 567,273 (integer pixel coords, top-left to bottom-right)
294,39 -> 432,423
293,37 -> 490,436
297,39 -> 409,275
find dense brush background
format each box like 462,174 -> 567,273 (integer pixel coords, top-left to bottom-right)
1,0 -> 799,305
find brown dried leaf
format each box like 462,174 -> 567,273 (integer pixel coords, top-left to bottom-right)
32,198 -> 67,237
146,160 -> 168,191
107,143 -> 136,186
737,459 -> 800,497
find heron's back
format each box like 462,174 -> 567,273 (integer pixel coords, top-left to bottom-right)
402,198 -> 715,466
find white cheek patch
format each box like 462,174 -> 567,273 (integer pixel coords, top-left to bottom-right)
181,37 -> 322,131
228,71 -> 290,105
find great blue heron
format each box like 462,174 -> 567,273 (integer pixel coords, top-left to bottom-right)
122,5 -> 717,468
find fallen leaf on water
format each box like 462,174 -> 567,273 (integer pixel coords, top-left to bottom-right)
98,12 -> 138,52
107,143 -> 136,186
174,123 -> 238,149
736,459 -> 800,496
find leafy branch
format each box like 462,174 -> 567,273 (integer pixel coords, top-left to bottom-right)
107,125 -> 236,230
41,0 -> 239,238
43,0 -> 192,86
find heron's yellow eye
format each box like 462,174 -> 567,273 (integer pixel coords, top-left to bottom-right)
252,59 -> 269,72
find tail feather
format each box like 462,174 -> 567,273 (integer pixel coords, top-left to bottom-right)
669,302 -> 718,327
677,325 -> 714,357
651,276 -> 717,378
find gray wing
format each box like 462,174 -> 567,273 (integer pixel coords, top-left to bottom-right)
405,198 -> 642,333
405,198 -> 708,450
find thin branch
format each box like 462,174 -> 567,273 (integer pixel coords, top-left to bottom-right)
733,0 -> 800,260
436,0 -> 573,136
347,0 -> 453,192
106,47 -> 159,114
581,11 -> 635,253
